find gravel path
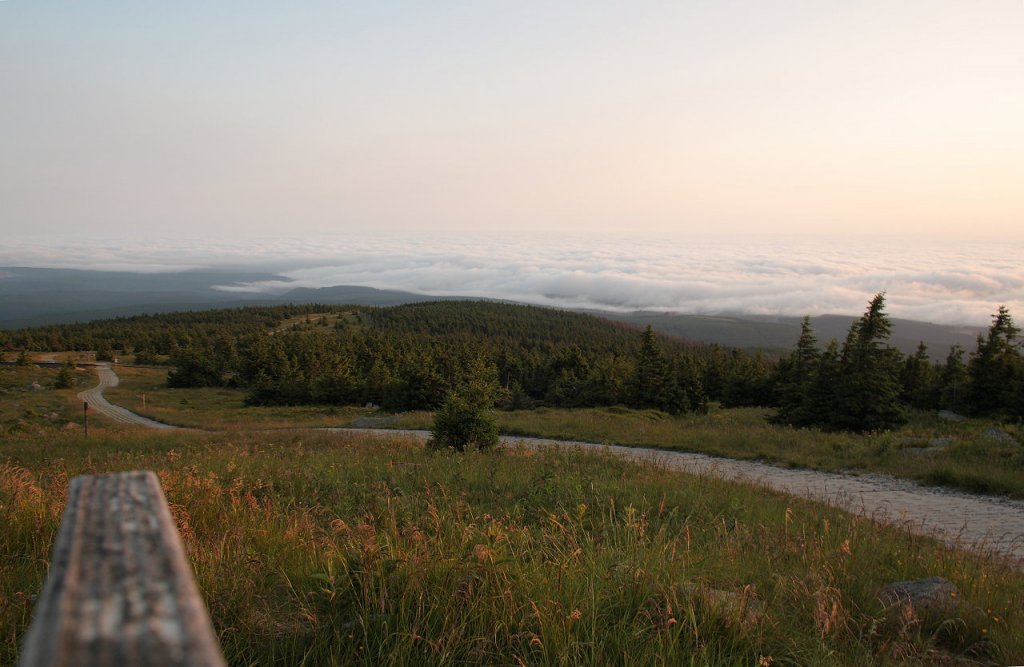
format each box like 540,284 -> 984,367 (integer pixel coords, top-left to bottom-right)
77,364 -> 178,430
82,366 -> 1024,566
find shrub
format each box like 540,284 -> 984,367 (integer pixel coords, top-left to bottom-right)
429,357 -> 502,451
429,392 -> 499,451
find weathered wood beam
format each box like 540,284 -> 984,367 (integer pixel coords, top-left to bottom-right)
20,471 -> 226,667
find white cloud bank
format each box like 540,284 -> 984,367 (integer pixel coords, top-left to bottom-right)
2,235 -> 1021,326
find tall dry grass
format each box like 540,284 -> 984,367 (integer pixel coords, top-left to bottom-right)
2,429 -> 1021,665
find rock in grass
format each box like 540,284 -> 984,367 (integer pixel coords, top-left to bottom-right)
983,427 -> 1016,445
937,410 -> 966,422
879,576 -> 959,621
679,583 -> 764,630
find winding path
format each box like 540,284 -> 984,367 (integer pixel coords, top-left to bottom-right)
83,366 -> 1024,566
77,364 -> 177,430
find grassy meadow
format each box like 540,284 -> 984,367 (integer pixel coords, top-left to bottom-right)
0,363 -> 91,435
4,362 -> 1022,664
386,407 -> 1024,500
101,366 -> 1024,499
104,365 -> 375,430
3,423 -> 1022,665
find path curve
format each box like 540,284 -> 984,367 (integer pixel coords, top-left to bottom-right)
83,366 -> 1024,566
345,428 -> 1024,566
77,364 -> 178,430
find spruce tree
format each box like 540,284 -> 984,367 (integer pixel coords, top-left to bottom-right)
831,293 -> 906,432
938,345 -> 968,413
899,342 -> 937,409
54,357 -> 76,389
627,326 -> 682,413
773,316 -> 820,425
430,357 -> 501,451
967,306 -> 1022,416
806,339 -> 842,428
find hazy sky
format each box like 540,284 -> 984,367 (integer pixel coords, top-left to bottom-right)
2,1 -> 1022,242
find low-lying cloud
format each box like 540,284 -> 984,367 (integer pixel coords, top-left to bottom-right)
3,235 -> 1021,326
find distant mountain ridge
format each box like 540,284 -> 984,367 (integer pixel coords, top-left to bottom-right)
594,311 -> 984,357
0,266 -> 985,354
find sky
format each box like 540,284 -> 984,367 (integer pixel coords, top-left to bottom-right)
1,2 -> 1022,323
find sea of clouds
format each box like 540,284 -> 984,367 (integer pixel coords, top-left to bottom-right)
3,235 -> 1021,326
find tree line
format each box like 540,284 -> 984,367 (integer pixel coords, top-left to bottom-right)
3,297 -> 1020,429
772,294 -> 1023,430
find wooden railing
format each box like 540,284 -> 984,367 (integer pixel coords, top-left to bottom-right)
19,471 -> 226,667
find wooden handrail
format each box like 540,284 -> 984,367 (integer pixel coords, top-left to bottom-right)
19,471 -> 226,667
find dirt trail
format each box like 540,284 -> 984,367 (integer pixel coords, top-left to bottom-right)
83,366 -> 1024,566
77,364 -> 178,430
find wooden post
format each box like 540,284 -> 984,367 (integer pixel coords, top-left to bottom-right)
83,401 -> 88,439
19,471 -> 226,667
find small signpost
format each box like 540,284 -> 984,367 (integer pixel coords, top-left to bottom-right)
83,401 -> 89,438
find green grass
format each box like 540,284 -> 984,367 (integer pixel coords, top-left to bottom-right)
382,406 -> 1024,499
2,427 -> 1022,665
0,363 -> 90,436
90,366 -> 1024,498
103,366 -> 374,430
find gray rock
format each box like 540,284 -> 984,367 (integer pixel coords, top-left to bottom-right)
983,427 -> 1016,445
937,410 -> 966,422
879,576 -> 959,620
927,436 -> 955,449
679,583 -> 763,629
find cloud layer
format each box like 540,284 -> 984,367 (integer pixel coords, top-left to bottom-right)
2,235 -> 1021,326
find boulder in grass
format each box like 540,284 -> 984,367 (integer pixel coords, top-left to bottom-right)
983,427 -> 1016,445
879,576 -> 959,621
679,583 -> 764,630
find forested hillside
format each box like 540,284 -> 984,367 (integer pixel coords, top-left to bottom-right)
0,301 -> 767,413
3,298 -> 1020,428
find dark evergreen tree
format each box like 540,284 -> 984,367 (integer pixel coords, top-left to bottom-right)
967,306 -> 1022,416
674,354 -> 708,413
899,342 -> 938,409
581,355 -> 632,406
166,350 -> 225,388
937,345 -> 969,413
831,293 -> 906,431
54,357 -> 76,389
429,357 -> 501,451
95,343 -> 115,362
628,326 -> 682,413
720,350 -> 773,407
805,339 -> 842,426
772,316 -> 820,425
384,351 -> 445,411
